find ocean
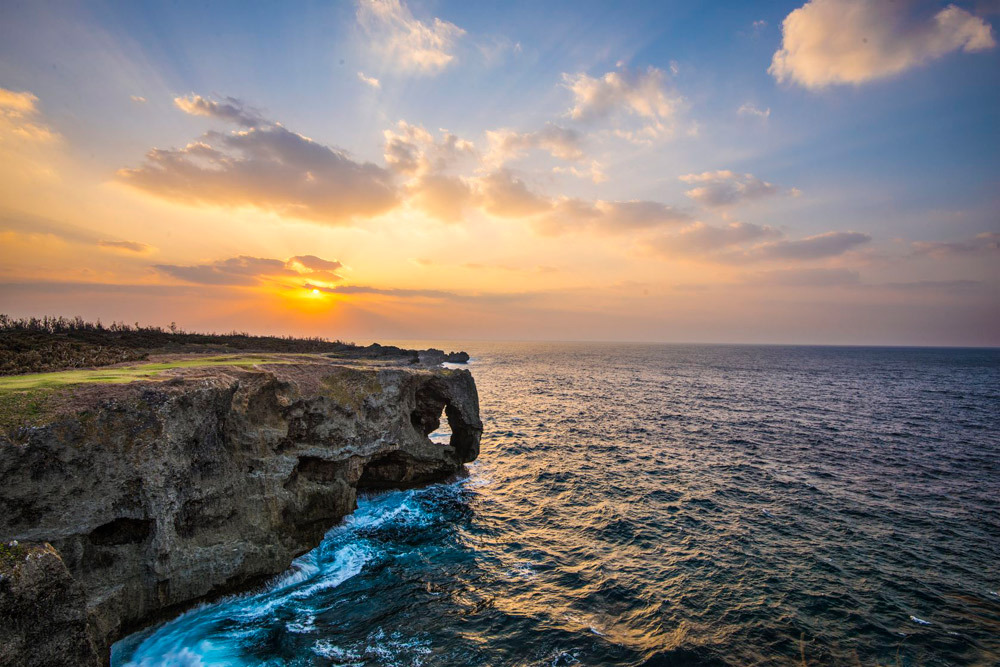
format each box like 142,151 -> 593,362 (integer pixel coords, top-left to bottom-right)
112,343 -> 1000,666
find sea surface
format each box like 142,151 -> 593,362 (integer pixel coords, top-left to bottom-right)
113,343 -> 1000,666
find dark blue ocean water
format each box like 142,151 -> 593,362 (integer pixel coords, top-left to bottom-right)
114,344 -> 1000,666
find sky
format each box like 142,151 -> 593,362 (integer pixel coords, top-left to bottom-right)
0,0 -> 998,346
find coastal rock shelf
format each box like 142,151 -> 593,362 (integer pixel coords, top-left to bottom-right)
0,357 -> 482,665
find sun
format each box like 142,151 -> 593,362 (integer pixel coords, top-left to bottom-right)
311,289 -> 320,296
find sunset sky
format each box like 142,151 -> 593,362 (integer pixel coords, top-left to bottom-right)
1,0 -> 997,345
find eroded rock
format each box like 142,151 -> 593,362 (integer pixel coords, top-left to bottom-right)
0,359 -> 482,665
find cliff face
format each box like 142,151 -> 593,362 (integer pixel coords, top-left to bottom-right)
0,358 -> 482,665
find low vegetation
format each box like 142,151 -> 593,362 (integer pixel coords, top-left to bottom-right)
0,540 -> 26,569
0,356 -> 293,391
0,315 -> 420,376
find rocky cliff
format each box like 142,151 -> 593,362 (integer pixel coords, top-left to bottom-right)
0,356 -> 482,665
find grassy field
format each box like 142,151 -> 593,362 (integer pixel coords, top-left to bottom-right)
0,355 -> 294,391
0,355 -> 302,430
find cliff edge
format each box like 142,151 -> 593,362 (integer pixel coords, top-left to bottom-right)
0,355 -> 482,665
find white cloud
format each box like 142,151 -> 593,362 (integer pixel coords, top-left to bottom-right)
406,173 -> 474,222
357,0 -> 465,74
478,35 -> 522,66
478,170 -> 553,218
0,87 -> 58,143
173,94 -> 263,127
770,0 -> 996,89
130,95 -> 147,104
737,103 -> 770,120
679,170 -> 794,207
483,124 -> 584,168
553,160 -> 607,184
562,66 -> 682,140
535,197 -> 691,235
357,71 -> 381,88
383,120 -> 475,176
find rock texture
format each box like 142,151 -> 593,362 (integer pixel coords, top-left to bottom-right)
0,357 -> 481,665
0,542 -> 101,666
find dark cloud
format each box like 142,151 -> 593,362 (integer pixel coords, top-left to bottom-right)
98,240 -> 152,253
289,255 -> 342,271
155,255 -> 342,285
738,231 -> 871,262
0,210 -> 155,254
647,221 -> 781,254
118,124 -> 399,224
749,267 -> 861,286
0,209 -> 100,244
912,232 -> 1000,258
305,283 -> 539,305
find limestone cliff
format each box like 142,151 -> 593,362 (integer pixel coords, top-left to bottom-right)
0,357 -> 482,665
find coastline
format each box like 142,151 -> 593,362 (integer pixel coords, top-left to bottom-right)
0,353 -> 482,665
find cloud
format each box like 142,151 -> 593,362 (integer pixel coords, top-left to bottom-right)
0,209 -> 100,244
307,283 -> 456,299
306,282 -> 540,305
739,230 -> 871,261
770,0 -> 996,89
173,94 -> 264,127
155,255 -> 342,286
679,170 -> 794,207
130,95 -> 147,104
648,221 -> 782,255
288,255 -> 343,271
406,173 -> 474,222
749,267 -> 861,286
479,170 -> 553,218
646,225 -> 870,264
357,71 -> 381,88
536,197 -> 691,235
737,103 -> 770,120
552,160 -> 607,184
484,124 -> 585,168
357,0 -> 465,74
562,66 -> 682,139
380,120 -> 477,221
119,106 -> 399,224
478,35 -> 522,66
0,87 -> 58,143
912,231 -> 1000,257
383,120 -> 475,175
98,240 -> 153,254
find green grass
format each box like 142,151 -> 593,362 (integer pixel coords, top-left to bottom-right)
321,367 -> 383,413
0,355 -> 296,392
0,541 -> 26,569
